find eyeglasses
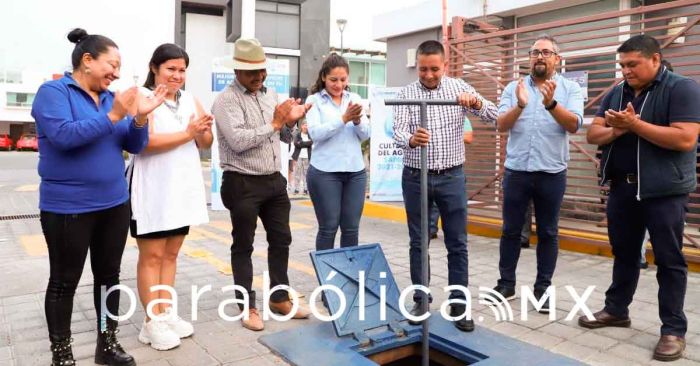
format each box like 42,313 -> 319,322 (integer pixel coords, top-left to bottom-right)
528,49 -> 557,58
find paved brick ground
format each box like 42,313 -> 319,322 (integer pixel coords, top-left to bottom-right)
0,159 -> 699,365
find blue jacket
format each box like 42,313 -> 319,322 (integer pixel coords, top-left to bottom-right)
599,70 -> 699,199
31,73 -> 149,213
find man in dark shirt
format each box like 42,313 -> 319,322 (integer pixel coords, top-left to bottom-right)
582,35 -> 700,361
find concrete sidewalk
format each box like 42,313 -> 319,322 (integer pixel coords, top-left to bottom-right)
0,181 -> 699,365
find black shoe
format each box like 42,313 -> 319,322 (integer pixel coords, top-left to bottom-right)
450,305 -> 474,332
430,232 -> 438,240
520,241 -> 530,248
407,302 -> 429,325
95,327 -> 135,366
533,288 -> 551,314
640,261 -> 649,269
50,336 -> 76,366
490,285 -> 516,303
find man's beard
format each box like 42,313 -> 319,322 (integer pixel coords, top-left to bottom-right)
532,63 -> 548,78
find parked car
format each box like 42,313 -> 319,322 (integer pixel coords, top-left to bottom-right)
16,134 -> 38,151
0,134 -> 13,151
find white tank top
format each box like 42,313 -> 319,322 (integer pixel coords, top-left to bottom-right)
129,88 -> 209,234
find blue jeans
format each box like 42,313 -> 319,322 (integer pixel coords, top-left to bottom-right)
429,203 -> 440,236
498,169 -> 566,290
402,165 -> 468,302
307,165 -> 367,250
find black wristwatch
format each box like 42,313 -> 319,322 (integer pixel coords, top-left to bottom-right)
545,99 -> 558,111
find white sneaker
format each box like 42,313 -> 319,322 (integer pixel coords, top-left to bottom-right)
138,317 -> 181,350
164,307 -> 194,338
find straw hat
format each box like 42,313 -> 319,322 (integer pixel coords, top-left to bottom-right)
232,38 -> 267,70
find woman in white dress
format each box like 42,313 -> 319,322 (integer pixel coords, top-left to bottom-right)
129,44 -> 213,350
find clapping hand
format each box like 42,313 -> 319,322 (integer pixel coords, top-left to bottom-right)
186,113 -> 214,138
273,99 -> 311,130
343,102 -> 363,124
287,99 -> 312,124
133,85 -> 168,126
538,79 -> 557,107
109,87 -> 138,123
605,102 -> 640,130
515,77 -> 528,107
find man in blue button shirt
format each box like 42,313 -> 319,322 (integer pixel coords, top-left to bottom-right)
491,35 -> 584,312
581,35 -> 700,362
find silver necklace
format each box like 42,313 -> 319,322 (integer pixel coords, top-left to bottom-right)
163,91 -> 183,124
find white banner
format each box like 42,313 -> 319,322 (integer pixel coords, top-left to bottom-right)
369,87 -> 404,202
209,58 -> 231,211
210,130 -> 225,211
266,59 -> 292,184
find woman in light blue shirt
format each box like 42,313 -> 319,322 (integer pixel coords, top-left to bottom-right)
306,54 -> 370,250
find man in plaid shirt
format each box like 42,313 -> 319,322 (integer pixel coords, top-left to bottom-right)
393,40 -> 498,332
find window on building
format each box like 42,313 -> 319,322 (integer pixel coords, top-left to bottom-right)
255,1 -> 300,50
348,58 -> 386,99
370,63 -> 386,85
6,92 -> 35,108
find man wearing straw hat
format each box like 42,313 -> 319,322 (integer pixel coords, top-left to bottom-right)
212,38 -> 311,331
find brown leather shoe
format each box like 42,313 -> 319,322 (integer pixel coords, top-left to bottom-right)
241,308 -> 264,331
653,335 -> 685,362
578,310 -> 631,329
269,300 -> 311,319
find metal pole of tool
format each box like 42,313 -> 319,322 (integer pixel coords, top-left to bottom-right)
384,98 -> 460,366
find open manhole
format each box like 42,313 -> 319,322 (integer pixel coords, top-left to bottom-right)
260,243 -> 585,366
368,343 -> 469,366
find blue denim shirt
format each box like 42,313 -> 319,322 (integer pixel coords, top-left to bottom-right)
498,74 -> 584,173
306,89 -> 370,172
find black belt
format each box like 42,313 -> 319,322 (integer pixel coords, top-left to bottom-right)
611,173 -> 637,184
223,171 -> 281,178
407,164 -> 462,176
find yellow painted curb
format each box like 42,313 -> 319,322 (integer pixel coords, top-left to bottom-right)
300,200 -> 407,223
15,184 -> 39,192
189,227 -> 316,277
311,200 -> 700,273
20,235 -> 47,256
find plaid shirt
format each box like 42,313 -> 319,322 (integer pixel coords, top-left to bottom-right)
393,76 -> 497,170
212,79 -> 294,175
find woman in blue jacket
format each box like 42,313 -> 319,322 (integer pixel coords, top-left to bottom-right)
31,28 -> 166,366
